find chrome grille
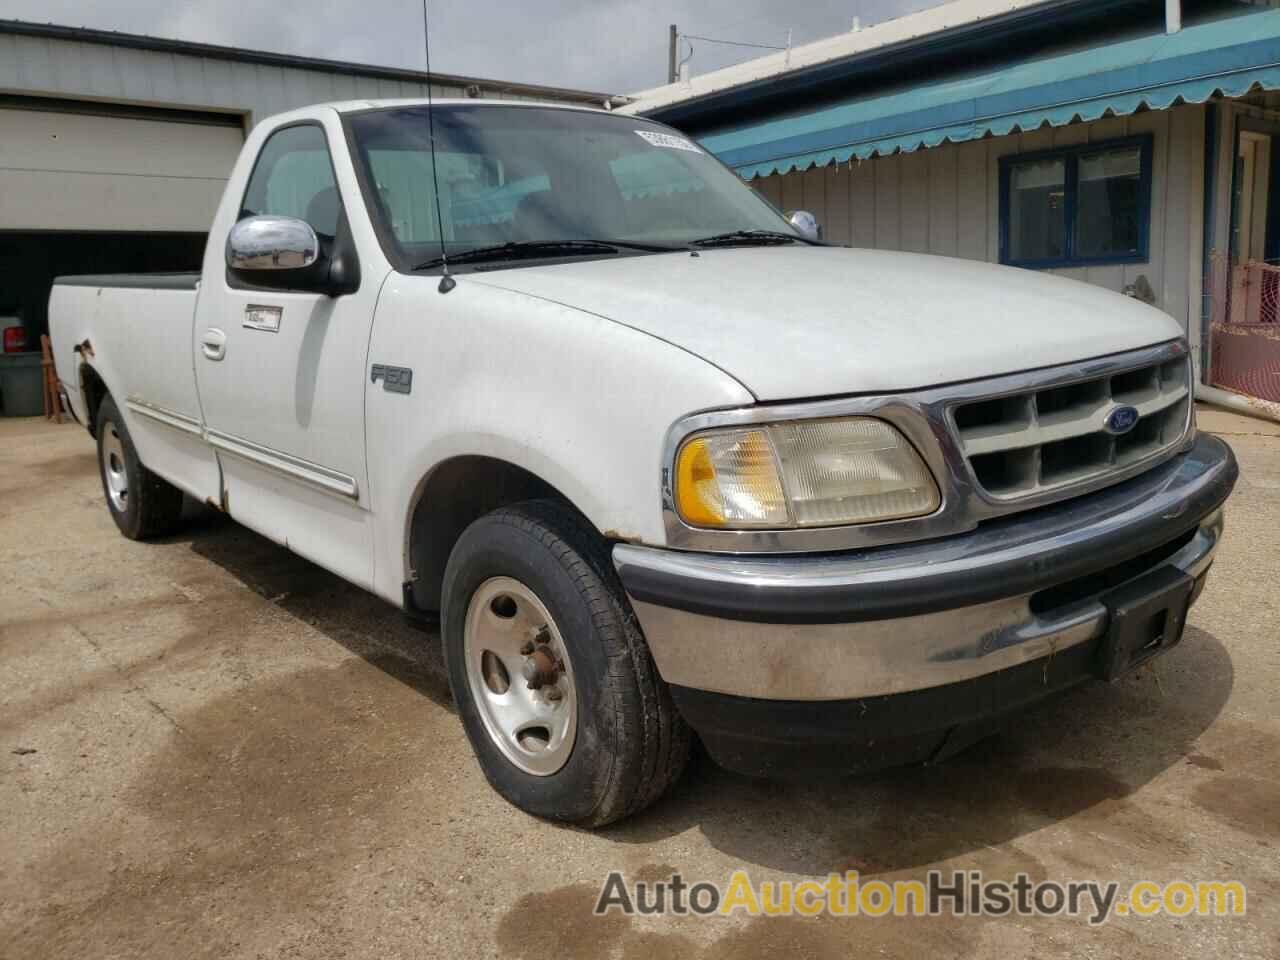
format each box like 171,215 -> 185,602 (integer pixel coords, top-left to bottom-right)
952,354 -> 1191,499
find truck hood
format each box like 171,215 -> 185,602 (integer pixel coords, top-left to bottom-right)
468,246 -> 1183,401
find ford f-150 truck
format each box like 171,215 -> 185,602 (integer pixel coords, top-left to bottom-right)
50,99 -> 1238,826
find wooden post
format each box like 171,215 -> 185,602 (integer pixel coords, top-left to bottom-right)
41,334 -> 62,423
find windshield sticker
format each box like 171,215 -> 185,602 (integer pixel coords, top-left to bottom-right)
635,130 -> 702,153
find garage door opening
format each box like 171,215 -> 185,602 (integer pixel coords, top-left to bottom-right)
0,96 -> 243,361
0,231 -> 207,345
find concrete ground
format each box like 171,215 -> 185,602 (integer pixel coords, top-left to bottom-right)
1,407 -> 1277,959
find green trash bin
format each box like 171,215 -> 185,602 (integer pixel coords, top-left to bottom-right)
0,351 -> 46,417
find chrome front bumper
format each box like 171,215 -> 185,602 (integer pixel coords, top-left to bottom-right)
613,434 -> 1237,702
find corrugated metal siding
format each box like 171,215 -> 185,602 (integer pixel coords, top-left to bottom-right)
754,105 -> 1207,338
0,30 -> 594,233
0,32 -> 567,133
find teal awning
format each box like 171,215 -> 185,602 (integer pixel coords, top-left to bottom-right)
699,9 -> 1280,179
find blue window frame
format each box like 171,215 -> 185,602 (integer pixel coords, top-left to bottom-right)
999,134 -> 1153,269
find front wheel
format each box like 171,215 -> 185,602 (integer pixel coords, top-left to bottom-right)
441,500 -> 690,827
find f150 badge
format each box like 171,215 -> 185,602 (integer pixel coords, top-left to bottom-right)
371,364 -> 413,395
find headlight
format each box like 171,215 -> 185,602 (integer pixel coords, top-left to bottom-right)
674,417 -> 940,529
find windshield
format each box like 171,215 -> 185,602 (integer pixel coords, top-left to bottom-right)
344,105 -> 799,269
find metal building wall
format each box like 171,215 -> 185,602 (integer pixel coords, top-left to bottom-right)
0,27 -> 604,232
0,29 -> 598,132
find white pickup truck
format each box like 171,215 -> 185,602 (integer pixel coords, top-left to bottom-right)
51,99 -> 1237,826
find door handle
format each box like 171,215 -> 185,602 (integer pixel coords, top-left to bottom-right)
201,328 -> 227,361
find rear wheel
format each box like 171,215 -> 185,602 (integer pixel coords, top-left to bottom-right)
95,396 -> 185,540
442,500 -> 690,827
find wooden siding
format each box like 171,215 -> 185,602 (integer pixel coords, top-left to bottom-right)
753,105 -> 1208,339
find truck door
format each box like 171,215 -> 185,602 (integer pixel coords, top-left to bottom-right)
193,121 -> 380,589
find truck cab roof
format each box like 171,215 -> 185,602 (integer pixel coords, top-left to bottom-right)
325,98 -> 611,116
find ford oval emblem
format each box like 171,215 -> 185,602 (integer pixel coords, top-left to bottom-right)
1104,404 -> 1140,435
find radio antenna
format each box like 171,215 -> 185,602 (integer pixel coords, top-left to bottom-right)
422,0 -> 455,293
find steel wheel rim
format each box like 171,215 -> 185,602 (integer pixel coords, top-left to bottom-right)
463,576 -> 577,776
102,425 -> 128,513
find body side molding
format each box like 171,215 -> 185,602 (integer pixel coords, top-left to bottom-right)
205,428 -> 359,499
125,396 -> 204,436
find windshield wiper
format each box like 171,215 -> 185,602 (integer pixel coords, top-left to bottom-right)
689,229 -> 822,248
411,239 -> 680,271
607,240 -> 689,253
412,240 -> 616,270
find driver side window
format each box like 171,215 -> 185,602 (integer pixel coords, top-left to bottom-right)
241,124 -> 341,238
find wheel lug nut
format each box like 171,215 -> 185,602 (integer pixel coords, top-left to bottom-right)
521,647 -> 560,691
545,688 -> 563,702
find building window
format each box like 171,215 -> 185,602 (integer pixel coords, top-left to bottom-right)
1000,135 -> 1152,268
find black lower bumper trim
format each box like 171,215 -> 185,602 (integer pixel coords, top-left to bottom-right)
672,639 -> 1100,779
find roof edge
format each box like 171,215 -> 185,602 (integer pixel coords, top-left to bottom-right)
625,0 -> 1152,125
0,18 -> 619,104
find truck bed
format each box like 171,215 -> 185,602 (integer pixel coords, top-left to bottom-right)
49,273 -> 203,429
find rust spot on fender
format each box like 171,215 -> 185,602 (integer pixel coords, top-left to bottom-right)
603,529 -> 644,545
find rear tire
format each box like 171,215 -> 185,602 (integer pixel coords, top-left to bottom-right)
96,395 -> 185,540
442,500 -> 690,827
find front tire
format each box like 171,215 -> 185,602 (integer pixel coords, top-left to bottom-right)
442,500 -> 690,827
96,396 -> 185,540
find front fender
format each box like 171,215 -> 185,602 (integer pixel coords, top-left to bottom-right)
364,274 -> 753,605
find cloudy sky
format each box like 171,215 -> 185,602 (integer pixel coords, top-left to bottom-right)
0,0 -> 940,93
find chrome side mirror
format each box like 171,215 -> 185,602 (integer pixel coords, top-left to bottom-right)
226,215 -> 319,271
787,210 -> 822,242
